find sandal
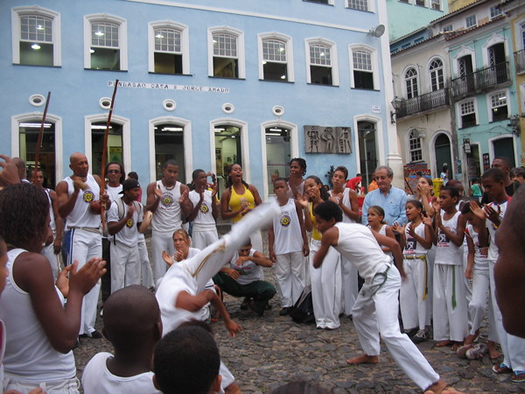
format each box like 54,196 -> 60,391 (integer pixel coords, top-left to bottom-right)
511,372 -> 525,383
492,363 -> 513,374
456,344 -> 473,358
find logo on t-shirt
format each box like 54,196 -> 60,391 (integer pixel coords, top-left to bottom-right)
200,202 -> 209,213
437,229 -> 450,246
280,214 -> 291,227
126,218 -> 134,228
405,237 -> 418,254
161,193 -> 174,207
83,190 -> 94,203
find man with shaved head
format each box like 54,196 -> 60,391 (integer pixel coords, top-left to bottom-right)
82,285 -> 162,393
56,152 -> 109,339
11,157 -> 29,183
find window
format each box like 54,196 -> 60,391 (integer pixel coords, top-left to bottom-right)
415,0 -> 425,7
466,15 -> 477,28
460,100 -> 476,128
490,91 -> 509,122
352,50 -> 374,89
347,0 -> 369,11
149,21 -> 189,75
260,36 -> 290,82
84,14 -> 127,71
490,6 -> 502,19
91,121 -> 123,176
265,126 -> 291,193
154,123 -> 186,183
18,121 -> 57,186
12,6 -> 61,66
209,27 -> 245,79
429,58 -> 445,91
443,25 -> 453,32
405,67 -> 419,99
408,129 -> 423,162
431,0 -> 441,10
306,39 -> 338,86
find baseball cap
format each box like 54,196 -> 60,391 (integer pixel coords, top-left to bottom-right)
120,178 -> 140,193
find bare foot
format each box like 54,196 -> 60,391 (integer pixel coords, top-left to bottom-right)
435,340 -> 453,347
424,379 -> 464,393
463,330 -> 479,346
346,354 -> 379,365
451,342 -> 463,351
488,341 -> 502,360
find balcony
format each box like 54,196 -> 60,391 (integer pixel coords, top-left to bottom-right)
451,61 -> 511,100
396,88 -> 449,119
515,49 -> 525,75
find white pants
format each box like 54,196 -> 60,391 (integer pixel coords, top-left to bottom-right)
469,260 -> 497,341
274,251 -> 306,308
432,264 -> 468,342
489,260 -> 525,372
310,240 -> 342,329
67,228 -> 102,336
42,243 -> 60,282
151,230 -> 176,283
463,249 -> 473,328
138,235 -> 154,289
110,242 -> 140,293
340,255 -> 358,316
191,227 -> 219,250
3,376 -> 80,394
400,256 -> 431,330
352,264 -> 440,390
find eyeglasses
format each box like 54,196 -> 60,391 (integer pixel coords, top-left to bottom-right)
108,170 -> 120,174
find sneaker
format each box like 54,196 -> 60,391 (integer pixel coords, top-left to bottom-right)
240,297 -> 250,310
511,372 -> 525,383
403,327 -> 418,338
465,343 -> 487,360
412,328 -> 430,344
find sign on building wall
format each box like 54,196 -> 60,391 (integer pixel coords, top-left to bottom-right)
304,126 -> 352,154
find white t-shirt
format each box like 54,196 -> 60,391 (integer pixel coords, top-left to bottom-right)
107,198 -> 144,247
486,199 -> 509,261
403,222 -> 429,256
189,189 -> 217,230
64,174 -> 101,228
229,249 -> 263,285
272,199 -> 303,255
82,352 -> 159,394
435,211 -> 462,265
152,180 -> 182,233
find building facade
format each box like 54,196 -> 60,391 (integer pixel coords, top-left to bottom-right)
0,0 -> 401,200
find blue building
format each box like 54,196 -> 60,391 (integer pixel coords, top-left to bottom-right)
1,0 -> 400,199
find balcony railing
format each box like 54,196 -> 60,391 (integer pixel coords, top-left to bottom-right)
515,49 -> 525,74
396,88 -> 449,118
451,61 -> 510,100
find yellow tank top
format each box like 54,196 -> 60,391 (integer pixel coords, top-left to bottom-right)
309,202 -> 322,241
229,185 -> 255,223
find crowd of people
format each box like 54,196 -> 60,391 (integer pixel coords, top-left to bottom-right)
0,151 -> 524,393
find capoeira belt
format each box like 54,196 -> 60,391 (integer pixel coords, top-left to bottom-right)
370,264 -> 391,296
67,226 -> 101,234
452,266 -> 457,309
403,254 -> 429,300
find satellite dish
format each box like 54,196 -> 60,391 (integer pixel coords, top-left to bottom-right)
369,24 -> 385,38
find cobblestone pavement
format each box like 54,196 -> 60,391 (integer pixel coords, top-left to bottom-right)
73,231 -> 524,393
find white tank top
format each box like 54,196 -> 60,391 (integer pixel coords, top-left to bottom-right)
44,189 -> 56,234
189,189 -> 216,230
486,199 -> 509,261
334,222 -> 392,283
272,199 -> 303,255
435,210 -> 462,265
152,180 -> 182,233
465,223 -> 488,267
0,249 -> 76,382
106,185 -> 123,203
229,249 -> 263,285
341,188 -> 356,224
403,221 -> 429,256
64,174 -> 101,228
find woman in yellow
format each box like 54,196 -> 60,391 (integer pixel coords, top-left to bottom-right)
220,164 -> 263,251
298,176 -> 342,329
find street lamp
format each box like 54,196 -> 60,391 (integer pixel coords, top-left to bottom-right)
390,96 -> 404,124
509,115 -> 521,136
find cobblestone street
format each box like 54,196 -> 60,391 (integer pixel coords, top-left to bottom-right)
73,232 -> 524,393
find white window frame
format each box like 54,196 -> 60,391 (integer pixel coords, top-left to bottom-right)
305,38 -> 339,86
443,24 -> 453,32
84,14 -> 128,71
457,98 -> 477,128
258,32 -> 294,82
407,129 -> 423,163
488,90 -> 510,122
349,44 -> 378,90
490,6 -> 502,20
148,21 -> 190,75
346,0 -> 375,13
404,66 -> 419,99
466,15 -> 477,29
11,6 -> 61,66
431,0 -> 441,11
208,26 -> 245,79
303,0 -> 335,5
428,57 -> 445,92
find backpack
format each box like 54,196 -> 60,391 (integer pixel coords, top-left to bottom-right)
289,285 -> 315,324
